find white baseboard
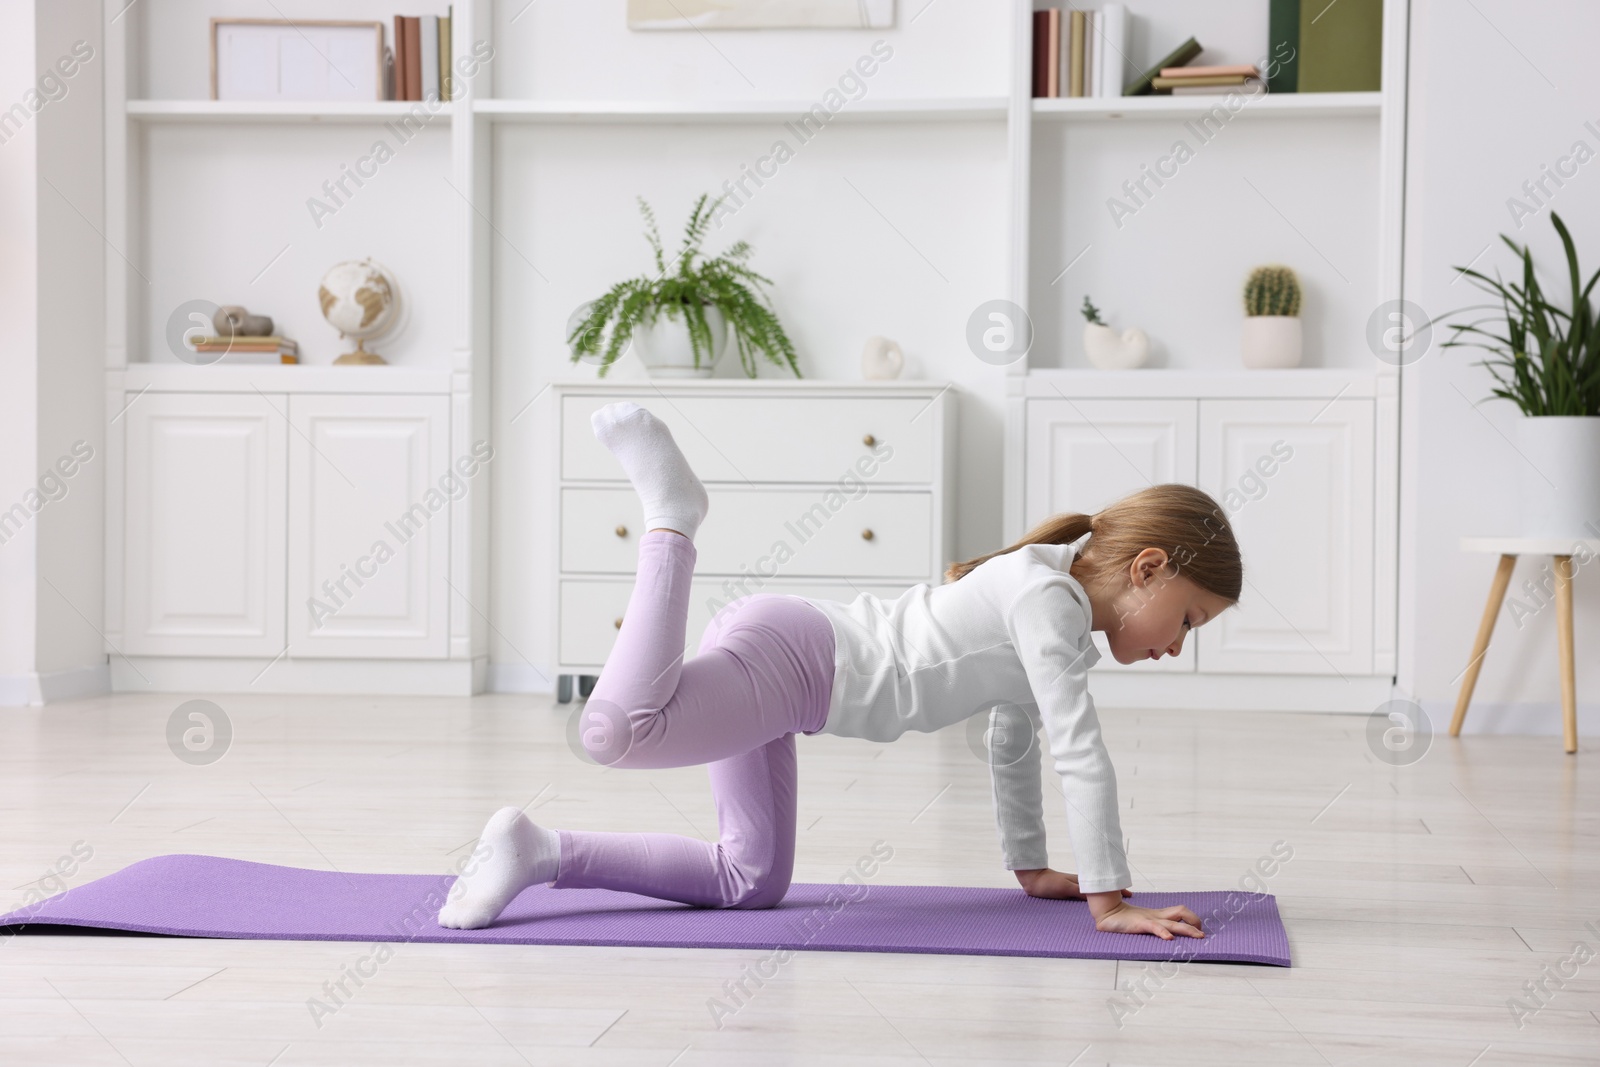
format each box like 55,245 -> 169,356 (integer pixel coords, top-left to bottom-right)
0,662 -> 113,707
487,662 -> 559,694
1416,697 -> 1599,738
109,656 -> 487,696
1089,672 -> 1396,713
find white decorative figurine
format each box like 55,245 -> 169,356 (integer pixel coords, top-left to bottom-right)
1080,295 -> 1149,370
861,335 -> 904,379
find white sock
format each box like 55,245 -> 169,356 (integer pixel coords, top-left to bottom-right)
590,401 -> 709,541
436,806 -> 561,930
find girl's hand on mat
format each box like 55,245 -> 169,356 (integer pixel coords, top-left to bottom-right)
1014,868 -> 1133,901
1087,893 -> 1204,939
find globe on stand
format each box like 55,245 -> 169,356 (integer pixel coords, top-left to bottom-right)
318,258 -> 402,365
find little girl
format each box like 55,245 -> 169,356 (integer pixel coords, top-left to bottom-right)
440,401 -> 1241,940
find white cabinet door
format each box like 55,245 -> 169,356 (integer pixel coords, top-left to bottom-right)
1024,398 -> 1198,673
1024,398 -> 1198,518
1197,398 -> 1374,675
287,394 -> 450,658
124,393 -> 286,656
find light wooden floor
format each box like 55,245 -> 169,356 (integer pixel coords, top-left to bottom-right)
1,691 -> 1596,1066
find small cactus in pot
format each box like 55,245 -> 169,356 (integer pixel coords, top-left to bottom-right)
1240,264 -> 1303,368
1244,265 -> 1302,317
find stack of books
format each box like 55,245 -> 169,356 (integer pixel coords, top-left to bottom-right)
1031,4 -> 1129,98
391,8 -> 454,102
187,336 -> 300,365
1151,64 -> 1263,95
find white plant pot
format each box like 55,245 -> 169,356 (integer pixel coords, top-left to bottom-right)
1240,315 -> 1302,369
1083,322 -> 1149,369
1514,415 -> 1600,539
631,304 -> 728,377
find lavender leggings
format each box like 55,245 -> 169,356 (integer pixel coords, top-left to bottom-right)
552,529 -> 836,909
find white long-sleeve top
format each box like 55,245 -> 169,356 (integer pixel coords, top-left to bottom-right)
796,534 -> 1132,894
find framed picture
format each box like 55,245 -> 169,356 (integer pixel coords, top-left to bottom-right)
210,18 -> 386,102
627,0 -> 895,30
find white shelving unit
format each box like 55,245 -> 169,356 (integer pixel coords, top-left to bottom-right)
474,96 -> 1009,123
1031,90 -> 1381,121
102,0 -> 1406,702
125,99 -> 444,122
1002,0 -> 1408,709
104,1 -> 490,696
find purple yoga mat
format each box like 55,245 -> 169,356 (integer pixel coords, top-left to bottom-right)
0,854 -> 1290,966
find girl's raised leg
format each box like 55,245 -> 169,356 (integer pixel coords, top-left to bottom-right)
440,403 -> 832,927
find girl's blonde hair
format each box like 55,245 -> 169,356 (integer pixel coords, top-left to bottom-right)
944,483 -> 1243,606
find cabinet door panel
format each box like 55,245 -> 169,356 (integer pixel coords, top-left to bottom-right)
287,394 -> 450,658
1024,398 -> 1198,673
1197,398 -> 1374,675
124,393 -> 286,656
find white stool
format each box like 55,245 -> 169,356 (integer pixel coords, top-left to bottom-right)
1451,536 -> 1599,754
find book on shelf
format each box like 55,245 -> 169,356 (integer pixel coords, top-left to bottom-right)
1151,74 -> 1253,90
1046,9 -> 1060,97
1089,8 -> 1106,96
403,18 -> 422,100
1075,10 -> 1091,99
390,11 -> 454,103
1159,64 -> 1260,79
1125,36 -> 1202,96
1269,0 -> 1381,93
1082,10 -> 1095,98
440,10 -> 454,101
1030,4 -> 1128,99
420,16 -> 440,102
211,351 -> 299,364
186,336 -> 300,365
1268,0 -> 1300,92
1032,10 -> 1048,97
1298,0 -> 1381,92
1099,3 -> 1126,96
1170,79 -> 1264,95
1068,10 -> 1084,97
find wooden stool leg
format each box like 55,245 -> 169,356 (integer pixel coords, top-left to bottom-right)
1553,554 -> 1577,754
1451,553 -> 1518,737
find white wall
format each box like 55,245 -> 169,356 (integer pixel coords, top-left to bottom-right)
0,1 -> 107,705
139,123 -> 456,365
1031,114 -> 1381,370
0,4 -> 42,701
486,5 -> 1014,691
1399,0 -> 1598,734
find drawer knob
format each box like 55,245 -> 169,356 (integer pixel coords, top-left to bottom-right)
614,617 -> 624,629
615,524 -> 627,538
862,433 -> 876,447
861,528 -> 875,541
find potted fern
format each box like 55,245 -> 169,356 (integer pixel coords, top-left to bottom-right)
1438,211 -> 1600,538
567,194 -> 801,379
1240,265 -> 1303,369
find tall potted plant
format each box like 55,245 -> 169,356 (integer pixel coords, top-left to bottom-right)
567,194 -> 801,379
1440,211 -> 1600,538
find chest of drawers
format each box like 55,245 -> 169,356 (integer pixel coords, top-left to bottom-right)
550,380 -> 959,702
